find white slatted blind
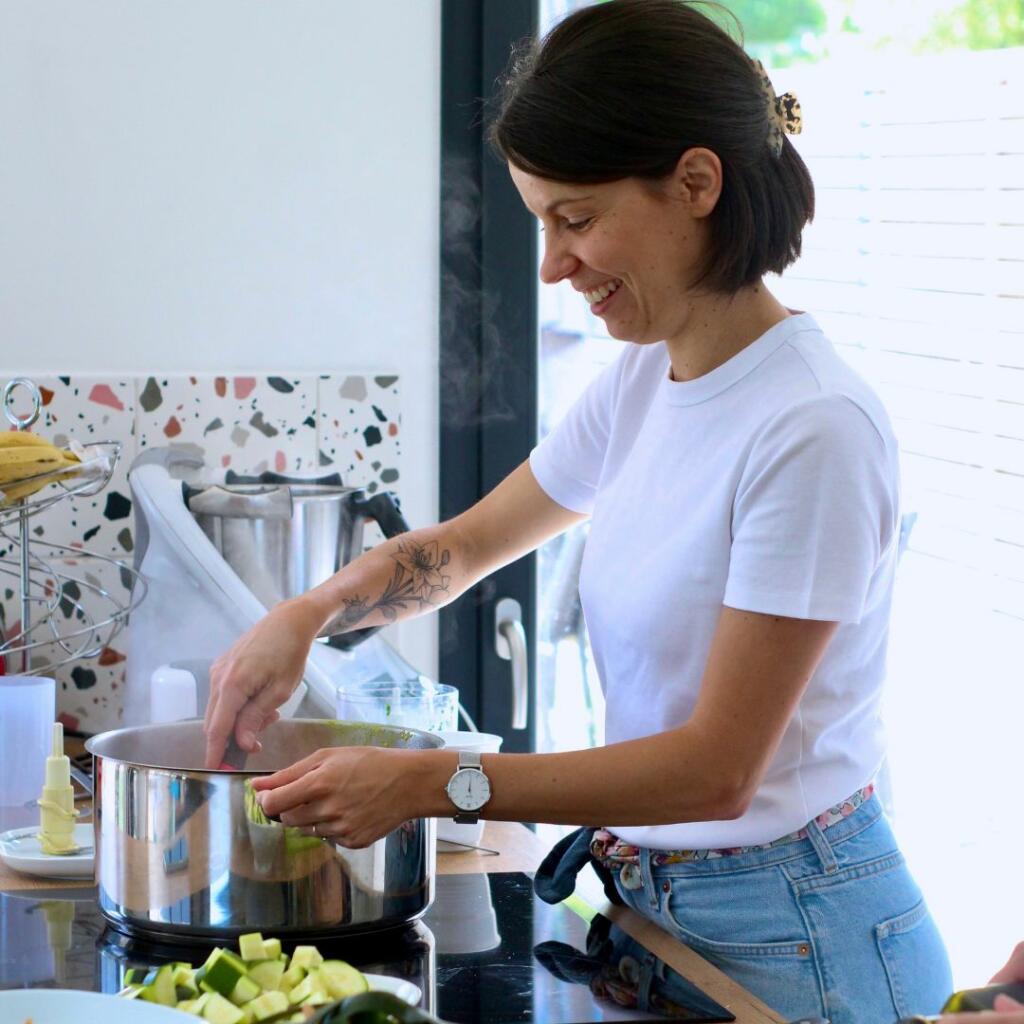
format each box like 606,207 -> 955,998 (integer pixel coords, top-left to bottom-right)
773,49 -> 1024,985
774,47 -> 1024,619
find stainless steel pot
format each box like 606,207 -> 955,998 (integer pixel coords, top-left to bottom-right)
186,477 -> 409,650
85,718 -> 441,940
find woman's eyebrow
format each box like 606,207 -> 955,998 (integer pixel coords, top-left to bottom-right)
545,195 -> 594,213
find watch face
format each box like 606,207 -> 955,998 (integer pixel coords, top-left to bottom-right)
448,768 -> 491,811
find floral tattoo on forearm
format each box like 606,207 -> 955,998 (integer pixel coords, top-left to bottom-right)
323,540 -> 452,634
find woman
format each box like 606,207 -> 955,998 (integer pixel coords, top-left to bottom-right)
204,2 -> 951,1020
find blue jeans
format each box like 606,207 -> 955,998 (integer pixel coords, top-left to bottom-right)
612,796 -> 952,1023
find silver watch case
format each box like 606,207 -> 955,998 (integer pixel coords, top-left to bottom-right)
444,749 -> 492,824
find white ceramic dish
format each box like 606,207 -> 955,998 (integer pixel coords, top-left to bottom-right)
0,822 -> 94,879
0,975 -> 421,1020
0,988 -> 184,1021
366,972 -> 422,1005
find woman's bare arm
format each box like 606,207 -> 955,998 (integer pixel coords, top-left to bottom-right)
296,460 -> 586,637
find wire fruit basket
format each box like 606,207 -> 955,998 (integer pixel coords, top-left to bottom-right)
0,378 -> 147,675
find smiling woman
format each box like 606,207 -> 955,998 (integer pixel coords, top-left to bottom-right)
205,2 -> 951,1020
488,0 -> 813,296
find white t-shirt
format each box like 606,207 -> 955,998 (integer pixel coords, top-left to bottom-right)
530,313 -> 900,849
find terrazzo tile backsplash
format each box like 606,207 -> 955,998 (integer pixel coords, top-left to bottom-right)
0,372 -> 402,733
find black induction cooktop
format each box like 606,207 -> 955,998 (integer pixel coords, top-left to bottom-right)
0,872 -> 734,1023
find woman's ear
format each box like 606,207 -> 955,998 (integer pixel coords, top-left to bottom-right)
671,147 -> 722,218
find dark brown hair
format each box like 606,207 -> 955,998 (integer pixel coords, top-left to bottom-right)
488,0 -> 815,294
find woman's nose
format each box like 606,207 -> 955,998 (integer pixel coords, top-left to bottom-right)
539,236 -> 579,285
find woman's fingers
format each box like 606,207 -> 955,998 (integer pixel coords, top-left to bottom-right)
204,681 -> 249,769
251,756 -> 328,816
993,994 -> 1024,1011
991,942 -> 1024,984
942,998 -> 1024,1022
249,751 -> 322,792
233,696 -> 281,752
279,799 -> 331,829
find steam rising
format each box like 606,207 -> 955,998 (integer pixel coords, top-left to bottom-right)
440,155 -> 517,430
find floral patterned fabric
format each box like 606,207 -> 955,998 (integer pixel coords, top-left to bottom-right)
591,784 -> 875,891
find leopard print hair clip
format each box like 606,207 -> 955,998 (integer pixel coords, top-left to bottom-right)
752,59 -> 803,157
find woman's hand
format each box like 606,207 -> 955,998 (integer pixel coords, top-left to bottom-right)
939,995 -> 1024,1020
249,746 -> 448,848
939,942 -> 1024,1021
203,598 -> 322,768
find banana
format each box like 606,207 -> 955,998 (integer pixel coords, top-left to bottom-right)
0,436 -> 81,507
0,431 -> 50,448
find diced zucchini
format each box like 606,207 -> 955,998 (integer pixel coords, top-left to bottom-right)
123,967 -> 147,986
247,959 -> 286,992
229,973 -> 263,1007
202,990 -> 246,1024
238,932 -> 267,962
318,960 -> 368,1000
140,963 -> 177,1007
118,984 -> 144,1000
203,948 -> 249,997
289,945 -> 323,971
262,937 -> 282,961
245,990 -> 290,1021
179,993 -> 211,1016
286,975 -> 313,1006
280,964 -> 305,990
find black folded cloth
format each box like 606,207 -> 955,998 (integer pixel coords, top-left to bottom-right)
533,825 -> 625,907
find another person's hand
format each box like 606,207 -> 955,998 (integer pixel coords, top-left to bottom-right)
938,942 -> 1024,1021
203,599 -> 321,768
249,746 -> 437,848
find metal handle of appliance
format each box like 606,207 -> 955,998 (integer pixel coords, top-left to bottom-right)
326,491 -> 412,652
495,597 -> 528,730
347,490 -> 410,540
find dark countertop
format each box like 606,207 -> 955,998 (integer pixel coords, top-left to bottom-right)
1,871 -> 744,1023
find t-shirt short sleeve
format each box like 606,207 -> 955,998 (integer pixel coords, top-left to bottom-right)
529,354 -> 625,515
724,394 -> 897,624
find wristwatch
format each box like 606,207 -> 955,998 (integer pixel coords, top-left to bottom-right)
444,750 -> 492,824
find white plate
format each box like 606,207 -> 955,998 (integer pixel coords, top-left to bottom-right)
365,972 -> 422,1006
0,988 -> 184,1021
0,823 -> 95,879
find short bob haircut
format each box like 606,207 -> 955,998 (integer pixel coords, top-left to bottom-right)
489,0 -> 815,295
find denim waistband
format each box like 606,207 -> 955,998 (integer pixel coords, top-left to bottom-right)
599,790 -> 884,882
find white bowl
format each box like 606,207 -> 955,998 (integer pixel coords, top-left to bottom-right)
0,988 -> 185,1021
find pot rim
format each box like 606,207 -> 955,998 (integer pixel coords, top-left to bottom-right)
85,716 -> 444,773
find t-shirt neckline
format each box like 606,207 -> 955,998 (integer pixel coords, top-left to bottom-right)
658,311 -> 820,407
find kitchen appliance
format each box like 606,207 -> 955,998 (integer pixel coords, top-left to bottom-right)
85,718 -> 442,940
125,448 -> 428,726
187,471 -> 409,651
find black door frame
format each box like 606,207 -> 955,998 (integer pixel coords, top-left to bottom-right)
438,0 -> 538,753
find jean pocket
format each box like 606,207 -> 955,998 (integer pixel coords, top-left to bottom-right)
659,877 -> 822,1021
876,898 -> 952,1019
659,869 -> 812,958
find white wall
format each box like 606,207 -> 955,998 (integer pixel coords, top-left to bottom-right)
0,0 -> 441,674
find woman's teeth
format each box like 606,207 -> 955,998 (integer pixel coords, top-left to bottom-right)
584,279 -> 621,304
